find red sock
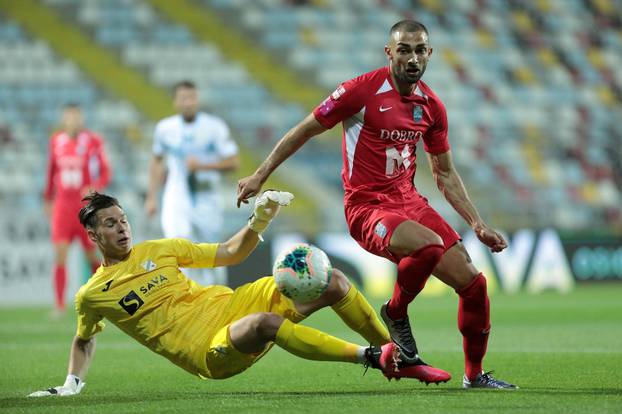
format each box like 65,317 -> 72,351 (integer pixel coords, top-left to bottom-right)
457,273 -> 490,380
53,265 -> 67,310
387,244 -> 444,320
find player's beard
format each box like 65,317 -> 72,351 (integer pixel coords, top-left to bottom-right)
398,64 -> 425,84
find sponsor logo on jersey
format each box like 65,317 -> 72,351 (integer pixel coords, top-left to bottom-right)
318,97 -> 336,116
379,105 -> 393,112
331,85 -> 346,100
374,222 -> 388,239
118,290 -> 144,316
102,280 -> 113,292
141,260 -> 156,272
379,129 -> 423,142
413,105 -> 423,122
139,274 -> 169,296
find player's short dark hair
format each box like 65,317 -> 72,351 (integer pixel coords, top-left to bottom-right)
172,80 -> 196,94
390,20 -> 429,37
79,192 -> 122,229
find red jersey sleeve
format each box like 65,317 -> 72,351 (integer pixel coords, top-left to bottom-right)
313,77 -> 367,129
43,135 -> 56,200
422,99 -> 450,154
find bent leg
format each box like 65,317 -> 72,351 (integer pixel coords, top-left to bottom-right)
386,220 -> 445,319
229,312 -> 361,363
431,242 -> 479,290
229,312 -> 284,354
433,243 -> 490,380
291,269 -> 390,346
293,267 -> 353,315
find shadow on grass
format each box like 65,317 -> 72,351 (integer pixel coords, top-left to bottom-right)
4,387 -> 621,409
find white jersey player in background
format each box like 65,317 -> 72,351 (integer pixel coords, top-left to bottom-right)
145,80 -> 239,285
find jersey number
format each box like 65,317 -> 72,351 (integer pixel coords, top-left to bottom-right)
385,145 -> 412,177
60,168 -> 83,188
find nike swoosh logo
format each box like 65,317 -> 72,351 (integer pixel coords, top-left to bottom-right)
379,106 -> 393,112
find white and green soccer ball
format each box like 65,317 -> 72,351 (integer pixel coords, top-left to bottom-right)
273,243 -> 332,303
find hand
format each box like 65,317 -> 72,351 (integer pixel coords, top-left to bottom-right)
237,174 -> 264,207
248,190 -> 294,234
473,223 -> 507,253
28,375 -> 85,397
144,195 -> 158,218
186,156 -> 202,172
254,190 -> 294,220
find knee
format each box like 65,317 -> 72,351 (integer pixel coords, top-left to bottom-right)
401,241 -> 445,264
253,313 -> 284,341
456,274 -> 487,298
323,268 -> 351,301
419,241 -> 445,259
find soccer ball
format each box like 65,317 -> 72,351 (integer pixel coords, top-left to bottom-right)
273,243 -> 332,303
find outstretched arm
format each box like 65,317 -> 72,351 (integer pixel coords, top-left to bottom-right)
68,336 -> 96,379
28,336 -> 96,397
427,150 -> 507,252
236,114 -> 327,206
215,191 -> 294,267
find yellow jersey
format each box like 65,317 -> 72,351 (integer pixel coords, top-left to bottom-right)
74,238 -> 234,377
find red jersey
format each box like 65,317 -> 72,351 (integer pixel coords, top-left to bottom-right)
44,130 -> 111,204
313,67 -> 450,204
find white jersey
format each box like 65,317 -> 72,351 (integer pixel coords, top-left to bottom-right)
153,112 -> 238,286
153,112 -> 238,204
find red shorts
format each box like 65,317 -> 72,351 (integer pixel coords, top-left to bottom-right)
345,190 -> 460,263
51,200 -> 95,250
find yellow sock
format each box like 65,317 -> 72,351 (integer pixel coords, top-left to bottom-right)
275,319 -> 360,363
331,285 -> 391,346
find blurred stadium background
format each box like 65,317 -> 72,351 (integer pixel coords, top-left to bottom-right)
0,0 -> 621,303
1,1 -> 622,412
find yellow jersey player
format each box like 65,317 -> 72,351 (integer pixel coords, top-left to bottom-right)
29,191 -> 448,397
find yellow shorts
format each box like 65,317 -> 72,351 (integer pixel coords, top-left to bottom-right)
202,276 -> 306,379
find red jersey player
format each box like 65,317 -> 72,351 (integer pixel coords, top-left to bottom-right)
43,104 -> 111,315
237,21 -> 516,388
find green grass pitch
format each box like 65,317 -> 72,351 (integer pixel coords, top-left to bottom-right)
1,284 -> 621,413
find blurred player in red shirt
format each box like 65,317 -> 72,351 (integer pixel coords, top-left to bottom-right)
43,103 -> 111,314
238,20 -> 516,388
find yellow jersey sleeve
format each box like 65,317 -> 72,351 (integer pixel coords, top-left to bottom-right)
167,238 -> 219,268
75,288 -> 105,340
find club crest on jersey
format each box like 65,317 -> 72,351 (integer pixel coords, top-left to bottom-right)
141,260 -> 156,272
331,85 -> 346,100
413,106 -> 423,123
